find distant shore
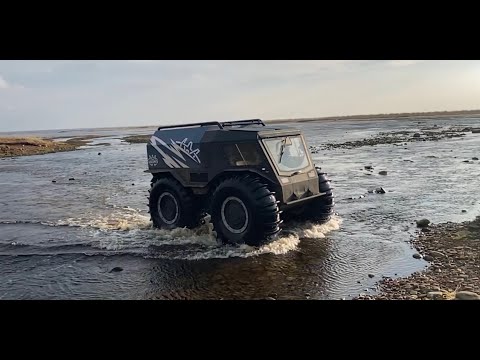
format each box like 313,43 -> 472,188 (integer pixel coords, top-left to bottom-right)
0,136 -> 101,158
266,109 -> 480,124
3,109 -> 480,157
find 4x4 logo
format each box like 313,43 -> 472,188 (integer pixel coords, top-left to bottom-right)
150,136 -> 201,169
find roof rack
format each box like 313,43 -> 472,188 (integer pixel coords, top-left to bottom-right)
157,119 -> 265,131
220,119 -> 266,127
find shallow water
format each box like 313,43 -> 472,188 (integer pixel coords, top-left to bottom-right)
1,118 -> 480,299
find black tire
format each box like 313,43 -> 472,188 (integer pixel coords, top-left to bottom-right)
210,175 -> 282,247
149,177 -> 200,229
304,168 -> 335,222
284,168 -> 335,223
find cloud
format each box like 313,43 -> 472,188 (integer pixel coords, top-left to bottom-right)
388,60 -> 424,67
0,75 -> 10,89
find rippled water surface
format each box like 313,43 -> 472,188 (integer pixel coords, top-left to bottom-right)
1,118 -> 480,299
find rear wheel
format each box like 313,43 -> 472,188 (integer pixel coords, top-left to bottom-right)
210,175 -> 282,247
149,177 -> 201,229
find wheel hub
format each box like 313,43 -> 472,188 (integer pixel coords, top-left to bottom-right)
221,196 -> 248,234
158,192 -> 179,224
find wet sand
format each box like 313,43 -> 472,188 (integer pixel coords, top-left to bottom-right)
0,136 -> 104,158
355,216 -> 480,300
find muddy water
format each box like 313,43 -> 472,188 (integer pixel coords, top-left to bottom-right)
1,118 -> 479,299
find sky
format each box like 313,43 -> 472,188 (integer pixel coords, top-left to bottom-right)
0,60 -> 479,132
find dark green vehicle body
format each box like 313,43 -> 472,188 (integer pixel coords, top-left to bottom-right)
146,119 -> 334,246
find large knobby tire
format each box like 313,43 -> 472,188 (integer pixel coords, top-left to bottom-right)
303,168 -> 335,222
149,177 -> 199,230
284,168 -> 335,224
210,175 -> 282,247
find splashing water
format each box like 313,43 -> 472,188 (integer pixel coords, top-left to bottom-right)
53,208 -> 342,260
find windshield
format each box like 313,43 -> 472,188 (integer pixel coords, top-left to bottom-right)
264,136 -> 310,173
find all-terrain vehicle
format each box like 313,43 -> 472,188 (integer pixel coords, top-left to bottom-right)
145,119 -> 334,247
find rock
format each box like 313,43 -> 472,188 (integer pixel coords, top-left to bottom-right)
305,292 -> 311,297
427,291 -> 445,300
410,290 -> 418,295
98,152 -> 101,155
357,281 -> 361,284
463,160 -> 470,163
455,291 -> 480,300
268,293 -> 277,299
69,178 -> 75,181
413,253 -> 422,259
52,180 -> 56,183
462,210 -> 467,213
375,187 -> 386,194
109,267 -> 123,273
416,219 -> 430,228
472,129 -> 480,134
413,133 -> 421,138
365,165 -> 373,170
132,183 -> 135,186
473,157 -> 479,160
379,171 -> 388,176
423,255 -> 434,262
368,274 -> 375,278
428,250 -> 446,258
264,297 -> 276,300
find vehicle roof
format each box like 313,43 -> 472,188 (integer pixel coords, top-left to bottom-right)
156,119 -> 303,137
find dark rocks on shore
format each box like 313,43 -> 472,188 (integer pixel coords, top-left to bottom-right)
472,157 -> 479,161
98,152 -> 101,155
368,274 -> 375,278
109,267 -> 123,273
427,291 -> 445,300
265,297 -> 276,300
423,255 -> 434,262
379,171 -> 388,175
462,210 -> 467,213
472,129 -> 480,134
455,291 -> 480,300
365,165 -> 373,170
375,187 -> 386,194
428,250 -> 446,258
416,219 -> 430,228
413,253 -> 422,259
52,180 -> 56,183
413,133 -> 421,138
69,178 -> 75,181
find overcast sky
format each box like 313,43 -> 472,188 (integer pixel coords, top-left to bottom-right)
0,60 -> 479,131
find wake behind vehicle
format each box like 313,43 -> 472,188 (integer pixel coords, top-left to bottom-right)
145,119 -> 334,246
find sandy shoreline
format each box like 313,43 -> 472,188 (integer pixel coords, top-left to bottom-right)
0,136 -> 102,158
355,216 -> 480,300
266,109 -> 480,124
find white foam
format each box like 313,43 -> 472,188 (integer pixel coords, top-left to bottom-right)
56,210 -> 342,260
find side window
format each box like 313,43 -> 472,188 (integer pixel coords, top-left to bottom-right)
224,143 -> 262,166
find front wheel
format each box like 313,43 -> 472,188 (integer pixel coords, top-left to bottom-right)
303,169 -> 335,222
283,169 -> 335,224
210,175 -> 282,247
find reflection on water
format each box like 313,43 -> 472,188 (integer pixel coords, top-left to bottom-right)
1,118 -> 480,299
